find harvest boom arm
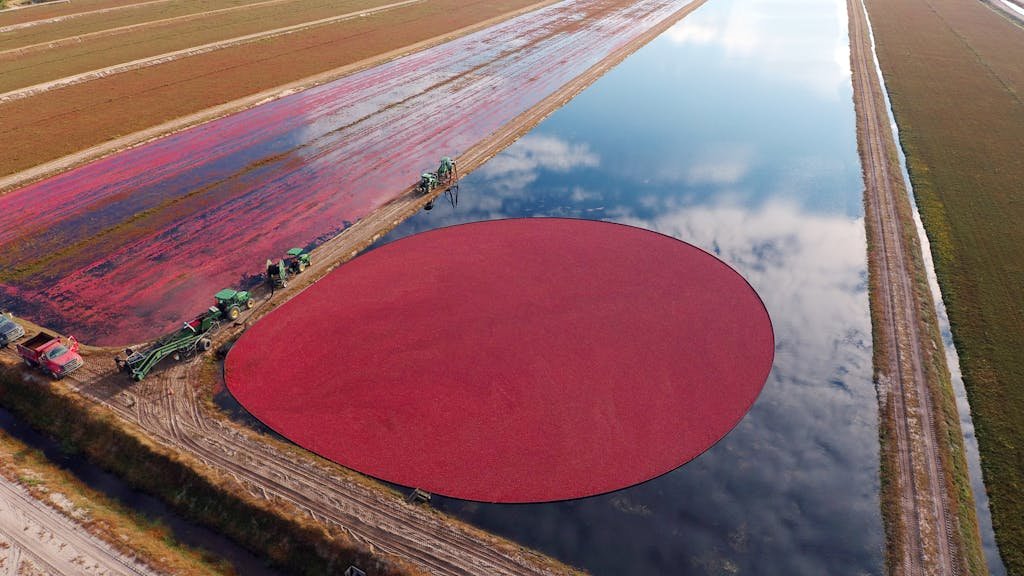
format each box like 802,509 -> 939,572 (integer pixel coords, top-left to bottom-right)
123,313 -> 220,381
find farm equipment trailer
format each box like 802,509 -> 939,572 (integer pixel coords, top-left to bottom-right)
118,289 -> 253,381
266,248 -> 311,289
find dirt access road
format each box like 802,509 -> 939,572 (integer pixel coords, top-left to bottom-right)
0,0 -> 707,573
848,0 -> 979,574
0,475 -> 157,576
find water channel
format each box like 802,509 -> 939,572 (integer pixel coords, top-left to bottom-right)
0,406 -> 282,575
382,0 -> 886,572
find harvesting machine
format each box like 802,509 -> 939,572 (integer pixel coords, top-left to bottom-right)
417,157 -> 460,210
117,289 -> 253,381
416,156 -> 457,192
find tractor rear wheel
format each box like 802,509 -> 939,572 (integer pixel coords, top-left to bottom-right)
228,306 -> 240,320
297,261 -> 306,272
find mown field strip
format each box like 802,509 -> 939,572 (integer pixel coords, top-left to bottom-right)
0,0 -> 273,50
0,0 -> 423,103
0,0 -> 396,92
0,0 -> 177,32
0,0 -> 303,55
0,0 -> 70,15
0,0 -> 550,177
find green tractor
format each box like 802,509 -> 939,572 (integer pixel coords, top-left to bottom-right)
417,172 -> 439,195
284,248 -> 310,274
213,288 -> 254,321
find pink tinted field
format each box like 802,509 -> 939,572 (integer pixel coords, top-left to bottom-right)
0,0 -> 693,345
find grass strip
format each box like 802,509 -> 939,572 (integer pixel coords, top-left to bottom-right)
864,0 -> 1024,571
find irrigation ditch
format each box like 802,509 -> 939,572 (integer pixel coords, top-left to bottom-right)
0,364 -> 416,576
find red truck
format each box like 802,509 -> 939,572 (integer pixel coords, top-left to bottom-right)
16,332 -> 84,379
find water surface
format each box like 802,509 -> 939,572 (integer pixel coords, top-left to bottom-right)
384,0 -> 884,572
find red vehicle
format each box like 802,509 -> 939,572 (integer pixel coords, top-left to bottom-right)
16,332 -> 84,379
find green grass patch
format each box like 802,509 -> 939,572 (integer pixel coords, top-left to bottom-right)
864,0 -> 1024,571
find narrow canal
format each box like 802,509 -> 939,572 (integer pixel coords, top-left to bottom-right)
0,406 -> 281,575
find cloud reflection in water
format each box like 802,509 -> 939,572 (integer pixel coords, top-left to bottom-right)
665,0 -> 852,99
383,0 -> 880,565
387,134 -> 881,573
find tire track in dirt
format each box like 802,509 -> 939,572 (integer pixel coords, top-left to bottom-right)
849,0 -> 963,573
0,475 -> 158,575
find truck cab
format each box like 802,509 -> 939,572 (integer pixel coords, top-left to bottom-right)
0,312 -> 25,347
16,332 -> 84,379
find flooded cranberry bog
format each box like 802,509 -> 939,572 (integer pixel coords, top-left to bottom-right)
0,0 -> 699,345
226,218 -> 774,503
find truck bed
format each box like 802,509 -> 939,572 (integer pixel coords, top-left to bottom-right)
18,332 -> 54,352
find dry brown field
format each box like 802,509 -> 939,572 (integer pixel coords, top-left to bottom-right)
865,0 -> 1024,571
0,0 -> 543,179
0,0 -> 400,91
0,0 -> 176,27
0,0 -> 276,51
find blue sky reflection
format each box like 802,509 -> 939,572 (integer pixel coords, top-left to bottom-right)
383,0 -> 883,571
